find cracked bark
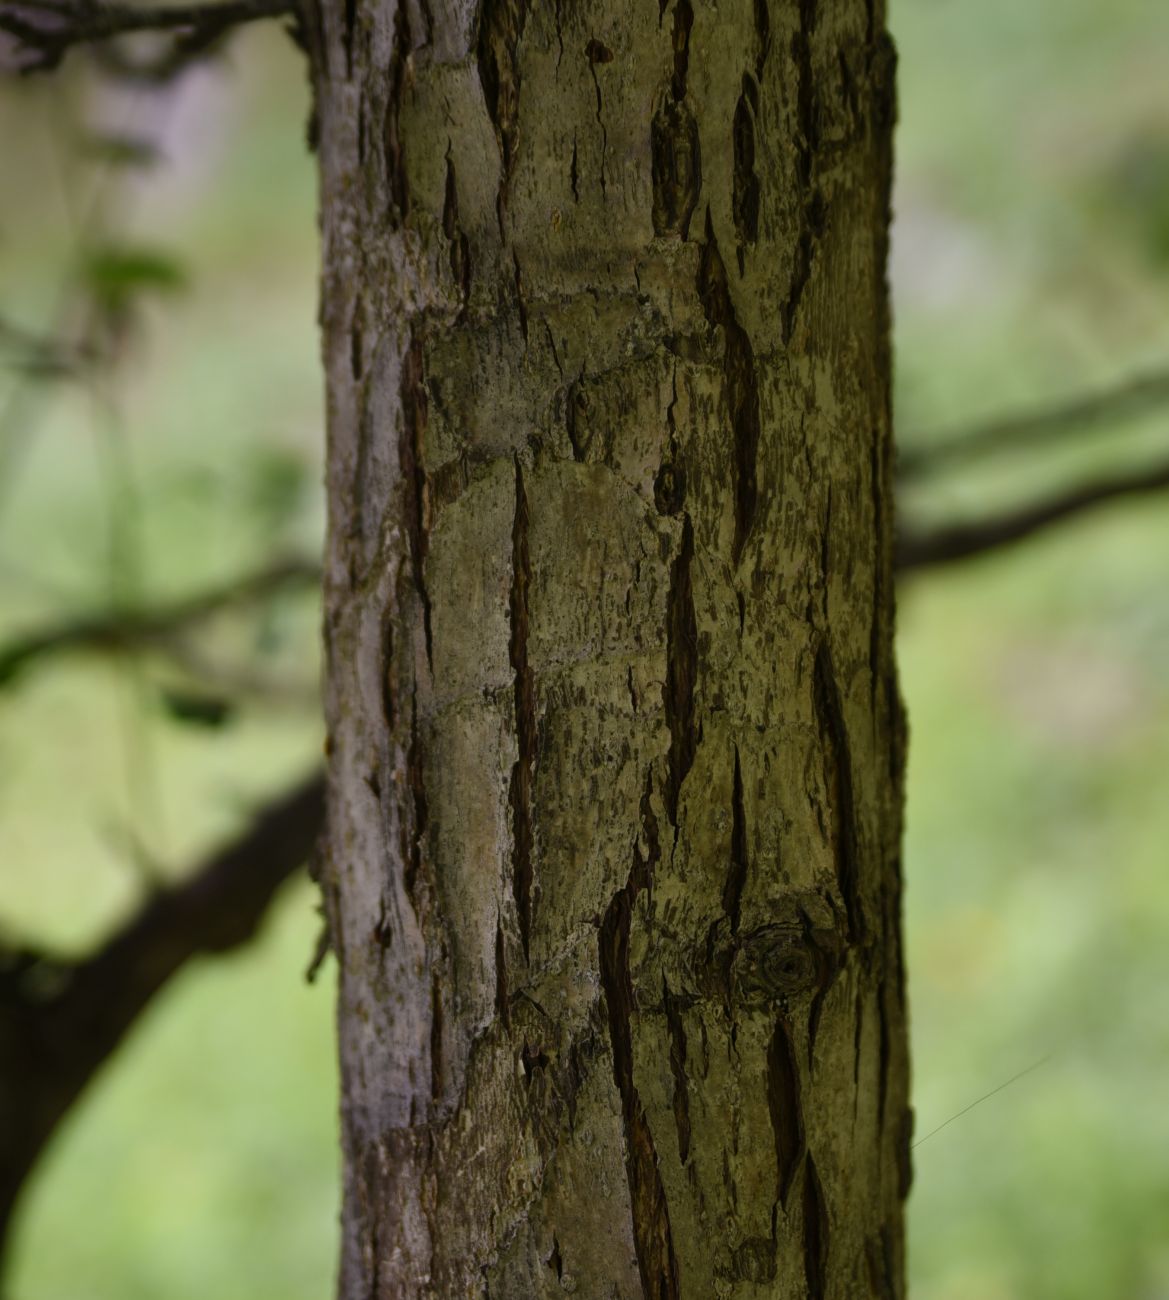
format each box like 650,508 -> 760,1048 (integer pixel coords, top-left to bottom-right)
313,0 -> 907,1295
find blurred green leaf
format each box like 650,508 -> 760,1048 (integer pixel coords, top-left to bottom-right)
1102,130 -> 1169,267
77,134 -> 163,171
81,245 -> 188,311
245,446 -> 309,538
158,688 -> 236,729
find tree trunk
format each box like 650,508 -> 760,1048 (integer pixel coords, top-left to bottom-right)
312,0 -> 907,1294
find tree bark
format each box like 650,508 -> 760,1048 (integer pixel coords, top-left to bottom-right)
312,0 -> 907,1295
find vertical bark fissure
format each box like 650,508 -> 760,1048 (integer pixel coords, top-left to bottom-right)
508,458 -> 536,961
494,918 -> 511,1030
476,0 -> 530,230
340,0 -> 356,75
429,969 -> 444,1103
697,213 -> 761,568
383,1 -> 411,223
766,1016 -> 805,1207
803,908 -> 843,1072
599,775 -> 680,1300
404,702 -> 428,903
782,0 -> 822,341
663,978 -> 692,1166
584,38 -> 614,196
753,0 -> 770,77
724,744 -> 749,933
802,1153 -> 830,1300
663,515 -> 697,827
876,974 -> 891,1131
512,251 -> 529,345
650,0 -> 700,239
813,638 -> 863,942
442,150 -> 472,316
866,1226 -> 898,1300
732,76 -> 760,275
653,364 -> 685,516
670,0 -> 693,97
399,335 -> 433,668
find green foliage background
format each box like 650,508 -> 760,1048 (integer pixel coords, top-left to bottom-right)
1,0 -> 1168,1296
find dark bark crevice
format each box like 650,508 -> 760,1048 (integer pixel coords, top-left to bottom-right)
782,0 -> 824,341
663,978 -> 692,1165
697,213 -> 761,567
650,0 -> 699,238
383,1 -> 412,223
442,151 -> 472,316
732,77 -> 760,274
476,0 -> 529,227
812,638 -> 863,943
585,37 -> 613,196
598,772 -> 679,1300
802,1153 -> 830,1300
723,744 -> 749,934
494,920 -> 511,1031
765,1017 -> 805,1207
398,335 -> 433,669
753,0 -> 770,77
508,458 -> 536,961
662,514 -> 697,826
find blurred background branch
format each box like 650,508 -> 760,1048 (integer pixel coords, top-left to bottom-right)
0,769 -> 324,1267
0,555 -> 320,688
898,366 -> 1169,481
0,0 -> 299,75
897,452 -> 1169,572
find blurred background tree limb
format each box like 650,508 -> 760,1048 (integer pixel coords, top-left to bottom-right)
0,769 -> 324,1265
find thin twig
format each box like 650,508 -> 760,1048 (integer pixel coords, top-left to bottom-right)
912,1056 -> 1050,1150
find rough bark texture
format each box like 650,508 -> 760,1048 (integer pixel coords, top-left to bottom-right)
312,0 -> 907,1295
